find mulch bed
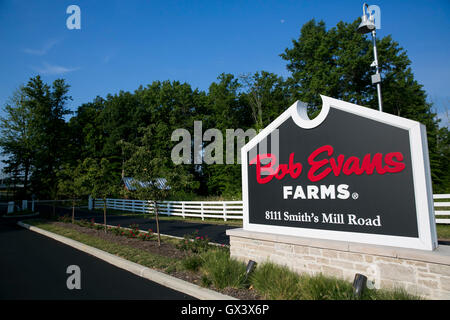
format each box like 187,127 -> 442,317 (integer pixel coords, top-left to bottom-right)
51,221 -> 261,300
53,221 -> 186,259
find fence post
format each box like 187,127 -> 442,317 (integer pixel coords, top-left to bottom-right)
32,199 -> 35,212
22,200 -> 28,211
7,201 -> 14,214
201,203 -> 204,221
88,195 -> 93,210
223,202 -> 227,221
181,202 -> 185,219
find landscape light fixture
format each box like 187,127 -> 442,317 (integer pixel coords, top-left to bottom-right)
352,273 -> 368,299
244,260 -> 257,281
357,3 -> 383,112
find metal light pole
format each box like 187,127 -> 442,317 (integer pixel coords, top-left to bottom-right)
357,3 -> 383,112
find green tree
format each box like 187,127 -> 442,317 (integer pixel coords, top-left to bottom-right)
124,127 -> 199,245
281,19 -> 448,191
68,97 -> 106,162
21,75 -> 72,198
201,74 -> 244,197
57,162 -> 88,223
0,87 -> 34,199
79,158 -> 120,231
281,19 -> 373,110
239,71 -> 290,131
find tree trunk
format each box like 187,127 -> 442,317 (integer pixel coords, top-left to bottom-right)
23,161 -> 30,199
103,198 -> 107,233
72,199 -> 75,224
12,170 -> 17,201
257,100 -> 263,131
154,201 -> 161,246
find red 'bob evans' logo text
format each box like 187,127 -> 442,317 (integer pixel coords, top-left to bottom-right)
249,145 -> 406,184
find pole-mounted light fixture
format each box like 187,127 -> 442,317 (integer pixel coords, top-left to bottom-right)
357,3 -> 383,112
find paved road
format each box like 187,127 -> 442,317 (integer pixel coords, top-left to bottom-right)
0,216 -> 195,300
35,204 -> 239,245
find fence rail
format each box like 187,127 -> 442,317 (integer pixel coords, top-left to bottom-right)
434,194 -> 450,224
93,198 -> 243,221
92,194 -> 450,224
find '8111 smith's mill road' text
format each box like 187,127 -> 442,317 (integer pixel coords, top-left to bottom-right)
264,211 -> 382,227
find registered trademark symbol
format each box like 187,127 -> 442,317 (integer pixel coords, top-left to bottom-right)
352,192 -> 359,200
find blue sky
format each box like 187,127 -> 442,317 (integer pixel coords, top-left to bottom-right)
0,0 -> 449,124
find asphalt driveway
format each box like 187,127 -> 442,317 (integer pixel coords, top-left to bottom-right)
0,216 -> 195,300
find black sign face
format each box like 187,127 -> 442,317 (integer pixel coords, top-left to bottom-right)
241,96 -> 437,250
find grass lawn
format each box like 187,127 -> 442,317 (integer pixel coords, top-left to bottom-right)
3,209 -> 38,217
437,224 -> 450,240
23,218 -> 422,300
90,208 -> 243,227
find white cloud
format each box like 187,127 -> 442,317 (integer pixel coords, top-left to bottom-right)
32,62 -> 79,75
23,39 -> 59,56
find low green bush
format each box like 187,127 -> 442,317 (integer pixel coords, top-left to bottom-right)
199,249 -> 247,290
250,262 -> 421,300
58,215 -> 72,223
137,230 -> 155,241
250,262 -> 302,300
177,230 -> 211,254
201,275 -> 212,287
182,255 -> 204,272
298,273 -> 354,300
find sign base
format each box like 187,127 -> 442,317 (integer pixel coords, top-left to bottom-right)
227,228 -> 450,300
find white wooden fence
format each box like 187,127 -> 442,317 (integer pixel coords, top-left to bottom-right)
93,194 -> 450,224
434,194 -> 450,224
94,198 -> 243,221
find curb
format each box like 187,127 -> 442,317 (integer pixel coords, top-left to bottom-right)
17,221 -> 238,300
2,212 -> 40,219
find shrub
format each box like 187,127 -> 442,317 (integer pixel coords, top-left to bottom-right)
76,219 -> 90,228
297,273 -> 353,300
250,262 -> 302,300
110,224 -> 123,236
119,223 -> 141,238
129,223 -> 140,232
250,262 -> 421,300
182,255 -> 204,272
58,215 -> 72,223
94,223 -> 104,230
125,229 -> 138,238
177,230 -> 211,254
138,231 -> 154,241
200,249 -> 247,290
89,218 -> 103,229
201,275 -> 212,288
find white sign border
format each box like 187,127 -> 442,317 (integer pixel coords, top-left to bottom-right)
241,95 -> 438,251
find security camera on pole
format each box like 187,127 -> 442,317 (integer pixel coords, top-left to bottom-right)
357,3 -> 383,112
